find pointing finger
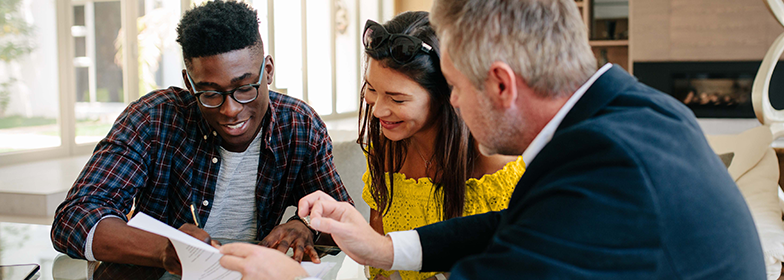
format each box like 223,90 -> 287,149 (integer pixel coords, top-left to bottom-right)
298,191 -> 336,218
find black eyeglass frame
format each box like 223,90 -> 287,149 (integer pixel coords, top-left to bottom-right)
186,58 -> 267,108
362,20 -> 433,64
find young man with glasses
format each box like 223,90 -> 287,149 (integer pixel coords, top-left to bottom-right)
51,0 -> 351,276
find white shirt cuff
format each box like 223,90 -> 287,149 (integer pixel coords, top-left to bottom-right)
84,215 -> 122,261
388,230 -> 423,271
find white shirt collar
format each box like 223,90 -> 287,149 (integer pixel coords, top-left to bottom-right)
521,63 -> 613,166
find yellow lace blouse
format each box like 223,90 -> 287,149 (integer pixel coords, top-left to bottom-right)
361,156 -> 525,280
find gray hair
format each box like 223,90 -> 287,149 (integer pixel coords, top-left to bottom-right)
431,0 -> 597,98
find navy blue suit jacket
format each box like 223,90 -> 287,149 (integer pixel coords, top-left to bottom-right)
416,66 -> 765,279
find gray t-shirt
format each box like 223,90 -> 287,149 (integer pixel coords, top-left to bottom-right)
203,131 -> 262,240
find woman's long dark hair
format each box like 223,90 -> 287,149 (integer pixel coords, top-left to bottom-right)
358,11 -> 478,221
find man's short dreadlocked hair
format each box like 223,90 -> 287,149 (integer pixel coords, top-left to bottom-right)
177,0 -> 262,65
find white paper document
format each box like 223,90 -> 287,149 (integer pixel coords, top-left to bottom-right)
128,212 -> 338,279
302,261 -> 336,278
128,212 -> 242,280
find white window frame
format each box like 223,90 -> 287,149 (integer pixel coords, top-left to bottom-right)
260,0 -> 392,120
0,0 -> 393,167
0,0 -> 139,167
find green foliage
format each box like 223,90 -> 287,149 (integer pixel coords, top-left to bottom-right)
0,41 -> 33,62
0,0 -> 35,63
96,88 -> 110,102
75,119 -> 113,138
0,78 -> 15,116
0,0 -> 35,116
0,114 -> 56,129
0,0 -> 34,34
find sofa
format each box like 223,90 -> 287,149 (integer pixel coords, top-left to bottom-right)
700,1 -> 784,278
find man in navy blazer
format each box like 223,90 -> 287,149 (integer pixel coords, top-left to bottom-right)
216,0 -> 766,279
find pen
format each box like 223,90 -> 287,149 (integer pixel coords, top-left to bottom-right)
190,204 -> 201,228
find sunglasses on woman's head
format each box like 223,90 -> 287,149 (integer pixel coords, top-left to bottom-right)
362,20 -> 433,64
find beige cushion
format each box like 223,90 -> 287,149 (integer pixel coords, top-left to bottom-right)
717,152 -> 735,168
331,138 -> 370,220
279,136 -> 370,225
706,126 -> 783,280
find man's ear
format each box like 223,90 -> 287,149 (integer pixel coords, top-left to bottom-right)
265,56 -> 275,85
486,61 -> 518,109
181,69 -> 193,93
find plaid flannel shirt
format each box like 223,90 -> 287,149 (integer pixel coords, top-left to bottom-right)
51,87 -> 352,259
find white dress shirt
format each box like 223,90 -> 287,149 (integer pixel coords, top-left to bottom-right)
388,63 -> 614,271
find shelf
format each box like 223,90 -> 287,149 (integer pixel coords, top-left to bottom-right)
589,40 -> 629,47
577,0 -> 632,74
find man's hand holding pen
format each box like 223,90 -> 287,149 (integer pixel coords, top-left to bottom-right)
162,203 -> 322,276
160,204 -> 220,276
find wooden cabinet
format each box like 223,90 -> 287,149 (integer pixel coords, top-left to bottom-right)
394,0 -> 432,14
631,0 -> 783,62
576,0 -> 633,74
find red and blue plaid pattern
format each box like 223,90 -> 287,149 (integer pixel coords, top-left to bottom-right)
51,87 -> 351,259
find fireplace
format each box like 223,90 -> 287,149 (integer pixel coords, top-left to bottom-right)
634,61 -> 784,118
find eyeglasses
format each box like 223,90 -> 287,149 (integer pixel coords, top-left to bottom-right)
186,59 -> 266,108
362,20 -> 433,64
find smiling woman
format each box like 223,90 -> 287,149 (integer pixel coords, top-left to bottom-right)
357,11 -> 525,280
363,59 -> 433,142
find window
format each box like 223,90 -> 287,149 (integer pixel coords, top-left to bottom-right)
0,0 -> 391,165
71,0 -> 184,144
191,0 -> 386,118
252,0 -> 387,119
0,0 -> 182,164
72,1 -> 126,144
0,0 -> 62,154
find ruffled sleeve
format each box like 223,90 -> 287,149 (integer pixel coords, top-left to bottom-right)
464,156 -> 526,216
